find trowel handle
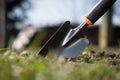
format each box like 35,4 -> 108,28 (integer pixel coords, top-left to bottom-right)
85,0 -> 116,25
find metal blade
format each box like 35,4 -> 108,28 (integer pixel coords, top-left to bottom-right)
58,38 -> 89,58
62,22 -> 88,47
38,21 -> 71,57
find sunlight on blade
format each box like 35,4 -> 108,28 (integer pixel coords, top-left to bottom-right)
59,38 -> 89,58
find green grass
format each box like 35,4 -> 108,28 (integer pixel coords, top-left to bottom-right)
0,48 -> 7,51
0,32 -> 120,80
0,50 -> 120,80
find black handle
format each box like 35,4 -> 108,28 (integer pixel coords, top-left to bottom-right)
86,0 -> 116,24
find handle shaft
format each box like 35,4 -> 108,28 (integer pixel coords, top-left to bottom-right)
86,0 -> 116,24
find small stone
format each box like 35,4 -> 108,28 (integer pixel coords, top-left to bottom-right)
82,51 -> 88,55
19,50 -> 29,57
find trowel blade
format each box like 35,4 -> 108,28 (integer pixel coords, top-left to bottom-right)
38,21 -> 71,57
58,38 -> 89,58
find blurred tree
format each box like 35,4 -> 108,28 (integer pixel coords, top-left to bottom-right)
99,8 -> 114,49
5,0 -> 31,47
0,0 -> 5,48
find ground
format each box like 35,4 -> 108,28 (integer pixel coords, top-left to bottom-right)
0,47 -> 120,80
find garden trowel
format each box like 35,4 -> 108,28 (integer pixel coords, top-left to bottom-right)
38,0 -> 116,58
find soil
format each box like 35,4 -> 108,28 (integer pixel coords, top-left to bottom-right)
70,50 -> 120,66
